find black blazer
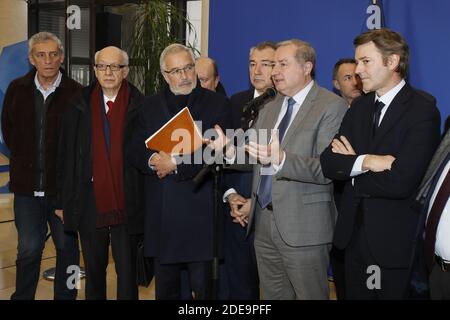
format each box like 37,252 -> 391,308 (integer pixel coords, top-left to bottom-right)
320,83 -> 441,268
128,86 -> 231,263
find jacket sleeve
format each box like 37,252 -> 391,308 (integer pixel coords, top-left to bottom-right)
1,81 -> 15,149
354,107 -> 441,199
320,104 -> 359,181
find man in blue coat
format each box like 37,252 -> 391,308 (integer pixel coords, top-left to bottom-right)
129,43 -> 230,299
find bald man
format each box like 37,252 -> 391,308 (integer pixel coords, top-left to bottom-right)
196,56 -> 227,95
56,46 -> 146,299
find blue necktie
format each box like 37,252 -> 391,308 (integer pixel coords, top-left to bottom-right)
257,97 -> 296,209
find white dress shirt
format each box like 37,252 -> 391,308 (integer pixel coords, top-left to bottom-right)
103,94 -> 117,113
427,159 -> 450,261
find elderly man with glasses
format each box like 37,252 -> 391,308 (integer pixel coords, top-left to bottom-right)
56,46 -> 146,299
129,43 -> 231,300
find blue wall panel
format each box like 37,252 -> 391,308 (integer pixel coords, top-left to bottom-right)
209,0 -> 450,129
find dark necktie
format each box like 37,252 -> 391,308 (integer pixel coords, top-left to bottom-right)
372,99 -> 385,137
424,163 -> 450,268
106,100 -> 114,118
257,97 -> 296,209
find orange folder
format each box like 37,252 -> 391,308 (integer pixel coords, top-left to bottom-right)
145,107 -> 203,155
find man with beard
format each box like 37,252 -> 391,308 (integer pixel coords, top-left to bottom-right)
129,43 -> 230,299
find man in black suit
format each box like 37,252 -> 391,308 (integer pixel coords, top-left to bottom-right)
320,28 -> 441,299
221,41 -> 276,299
129,43 -> 230,300
415,129 -> 450,299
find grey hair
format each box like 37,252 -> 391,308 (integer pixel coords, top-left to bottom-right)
159,43 -> 195,72
249,41 -> 277,58
28,31 -> 64,55
277,39 -> 316,78
94,47 -> 129,65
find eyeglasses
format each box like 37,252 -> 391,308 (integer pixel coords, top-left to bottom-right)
95,64 -> 128,71
164,64 -> 195,76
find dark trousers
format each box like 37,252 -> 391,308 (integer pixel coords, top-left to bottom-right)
345,224 -> 410,300
154,260 -> 210,300
223,215 -> 259,299
80,224 -> 137,300
11,194 -> 79,300
330,245 -> 346,300
429,260 -> 450,299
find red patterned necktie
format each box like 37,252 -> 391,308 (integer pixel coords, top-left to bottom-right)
106,100 -> 114,117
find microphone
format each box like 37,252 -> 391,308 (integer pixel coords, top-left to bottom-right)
242,87 -> 277,114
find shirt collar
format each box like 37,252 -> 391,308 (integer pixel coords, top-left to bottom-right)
34,71 -> 62,92
290,80 -> 314,105
375,79 -> 406,107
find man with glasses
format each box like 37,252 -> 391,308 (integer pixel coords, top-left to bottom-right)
56,46 -> 145,299
129,43 -> 230,299
1,31 -> 81,300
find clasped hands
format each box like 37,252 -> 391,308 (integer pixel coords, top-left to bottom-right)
227,193 -> 251,227
149,151 -> 177,179
331,135 -> 396,172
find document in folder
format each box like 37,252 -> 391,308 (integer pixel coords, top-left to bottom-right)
145,107 -> 203,155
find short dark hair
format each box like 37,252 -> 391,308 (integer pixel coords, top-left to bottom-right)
333,58 -> 356,80
249,41 -> 277,57
354,28 -> 409,78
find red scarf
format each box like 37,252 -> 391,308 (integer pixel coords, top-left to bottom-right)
90,80 -> 129,227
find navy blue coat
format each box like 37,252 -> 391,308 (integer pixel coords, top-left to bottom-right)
129,85 -> 231,264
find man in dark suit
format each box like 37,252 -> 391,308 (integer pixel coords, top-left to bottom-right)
221,41 -> 276,299
57,46 -> 145,299
415,129 -> 450,299
320,28 -> 441,299
1,32 -> 81,300
129,43 -> 230,300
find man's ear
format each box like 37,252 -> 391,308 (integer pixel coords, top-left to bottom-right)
214,75 -> 220,88
28,54 -> 35,67
387,54 -> 400,71
303,61 -> 313,76
333,79 -> 341,91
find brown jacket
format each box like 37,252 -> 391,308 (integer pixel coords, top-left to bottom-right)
1,69 -> 82,196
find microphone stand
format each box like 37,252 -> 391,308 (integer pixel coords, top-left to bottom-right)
193,96 -> 268,300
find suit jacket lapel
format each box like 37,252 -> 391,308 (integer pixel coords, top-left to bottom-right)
281,82 -> 318,148
417,131 -> 450,200
370,84 -> 412,150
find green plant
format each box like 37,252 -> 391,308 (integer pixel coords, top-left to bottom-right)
127,0 -> 198,95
